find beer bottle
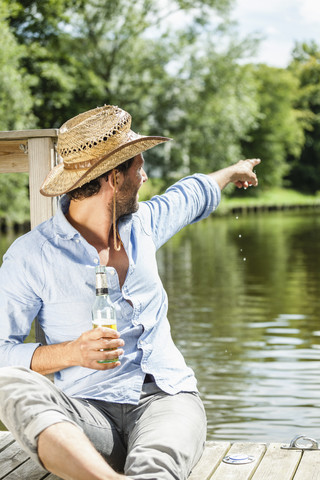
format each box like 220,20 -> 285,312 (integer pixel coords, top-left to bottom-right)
92,265 -> 117,363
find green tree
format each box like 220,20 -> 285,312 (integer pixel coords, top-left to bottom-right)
0,174 -> 30,227
136,33 -> 259,178
4,0 -> 88,128
5,0 -> 234,128
67,6 -> 259,177
241,64 -> 305,189
287,42 -> 320,193
0,1 -> 35,130
0,1 -> 36,226
3,0 -> 263,188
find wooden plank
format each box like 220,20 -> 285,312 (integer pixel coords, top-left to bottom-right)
3,457 -> 49,480
293,450 -> 320,480
0,441 -> 29,478
0,140 -> 28,173
28,137 -> 56,229
0,431 -> 14,451
2,433 -> 320,480
0,129 -> 58,140
251,443 -> 301,480
0,433 -> 52,479
210,442 -> 266,480
189,441 -> 231,480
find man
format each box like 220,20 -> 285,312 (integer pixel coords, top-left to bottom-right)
0,105 -> 260,480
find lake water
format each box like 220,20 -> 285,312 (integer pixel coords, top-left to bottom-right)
157,207 -> 320,444
1,208 -> 320,444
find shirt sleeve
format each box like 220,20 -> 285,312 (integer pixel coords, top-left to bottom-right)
0,246 -> 42,368
140,174 -> 221,250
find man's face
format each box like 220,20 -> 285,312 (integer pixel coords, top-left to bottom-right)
116,154 -> 148,217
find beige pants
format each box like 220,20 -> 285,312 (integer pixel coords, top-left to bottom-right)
0,366 -> 206,479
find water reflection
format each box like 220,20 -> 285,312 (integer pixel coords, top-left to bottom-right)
157,209 -> 320,443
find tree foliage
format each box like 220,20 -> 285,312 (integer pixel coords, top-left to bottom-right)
145,38 -> 259,177
241,64 -> 306,189
287,42 -> 320,193
0,1 -> 35,225
4,0 -> 235,128
0,1 -> 35,130
1,0 -> 260,178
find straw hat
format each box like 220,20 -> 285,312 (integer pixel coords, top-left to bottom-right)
40,105 -> 170,197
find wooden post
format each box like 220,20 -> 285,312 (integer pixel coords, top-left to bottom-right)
28,137 -> 57,228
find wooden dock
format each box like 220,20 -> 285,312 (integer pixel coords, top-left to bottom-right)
1,431 -> 320,479
0,431 -> 59,479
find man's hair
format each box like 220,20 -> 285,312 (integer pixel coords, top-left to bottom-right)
66,157 -> 135,200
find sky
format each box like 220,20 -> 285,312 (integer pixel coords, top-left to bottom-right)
233,0 -> 320,67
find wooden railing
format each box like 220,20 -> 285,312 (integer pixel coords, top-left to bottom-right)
0,129 -> 58,228
0,129 -> 59,343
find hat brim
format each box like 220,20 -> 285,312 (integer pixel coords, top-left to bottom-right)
40,135 -> 170,197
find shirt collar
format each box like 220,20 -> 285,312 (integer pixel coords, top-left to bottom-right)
52,195 -> 80,240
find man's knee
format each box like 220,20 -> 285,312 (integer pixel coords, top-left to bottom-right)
0,365 -> 31,379
0,365 -> 47,388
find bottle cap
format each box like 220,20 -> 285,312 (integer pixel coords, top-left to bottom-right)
95,265 -> 106,274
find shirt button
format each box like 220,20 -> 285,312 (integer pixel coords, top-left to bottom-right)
75,239 -> 80,243
109,269 -> 115,276
93,258 -> 99,264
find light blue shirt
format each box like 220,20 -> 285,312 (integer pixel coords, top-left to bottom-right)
0,174 -> 220,404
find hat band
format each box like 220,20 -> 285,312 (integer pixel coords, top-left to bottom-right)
64,160 -> 96,170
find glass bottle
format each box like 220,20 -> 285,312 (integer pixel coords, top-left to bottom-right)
92,265 -> 117,363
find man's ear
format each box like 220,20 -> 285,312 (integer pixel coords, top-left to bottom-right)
105,169 -> 121,190
112,169 -> 124,190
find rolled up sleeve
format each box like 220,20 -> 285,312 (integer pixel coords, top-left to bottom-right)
0,249 -> 42,368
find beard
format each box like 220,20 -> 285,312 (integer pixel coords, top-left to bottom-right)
116,194 -> 139,218
115,181 -> 140,218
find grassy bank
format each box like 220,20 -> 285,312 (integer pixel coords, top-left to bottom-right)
218,188 -> 320,215
139,179 -> 320,215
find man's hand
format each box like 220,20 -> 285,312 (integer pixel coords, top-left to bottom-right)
70,327 -> 124,370
31,327 -> 124,375
230,158 -> 260,189
208,158 -> 261,191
